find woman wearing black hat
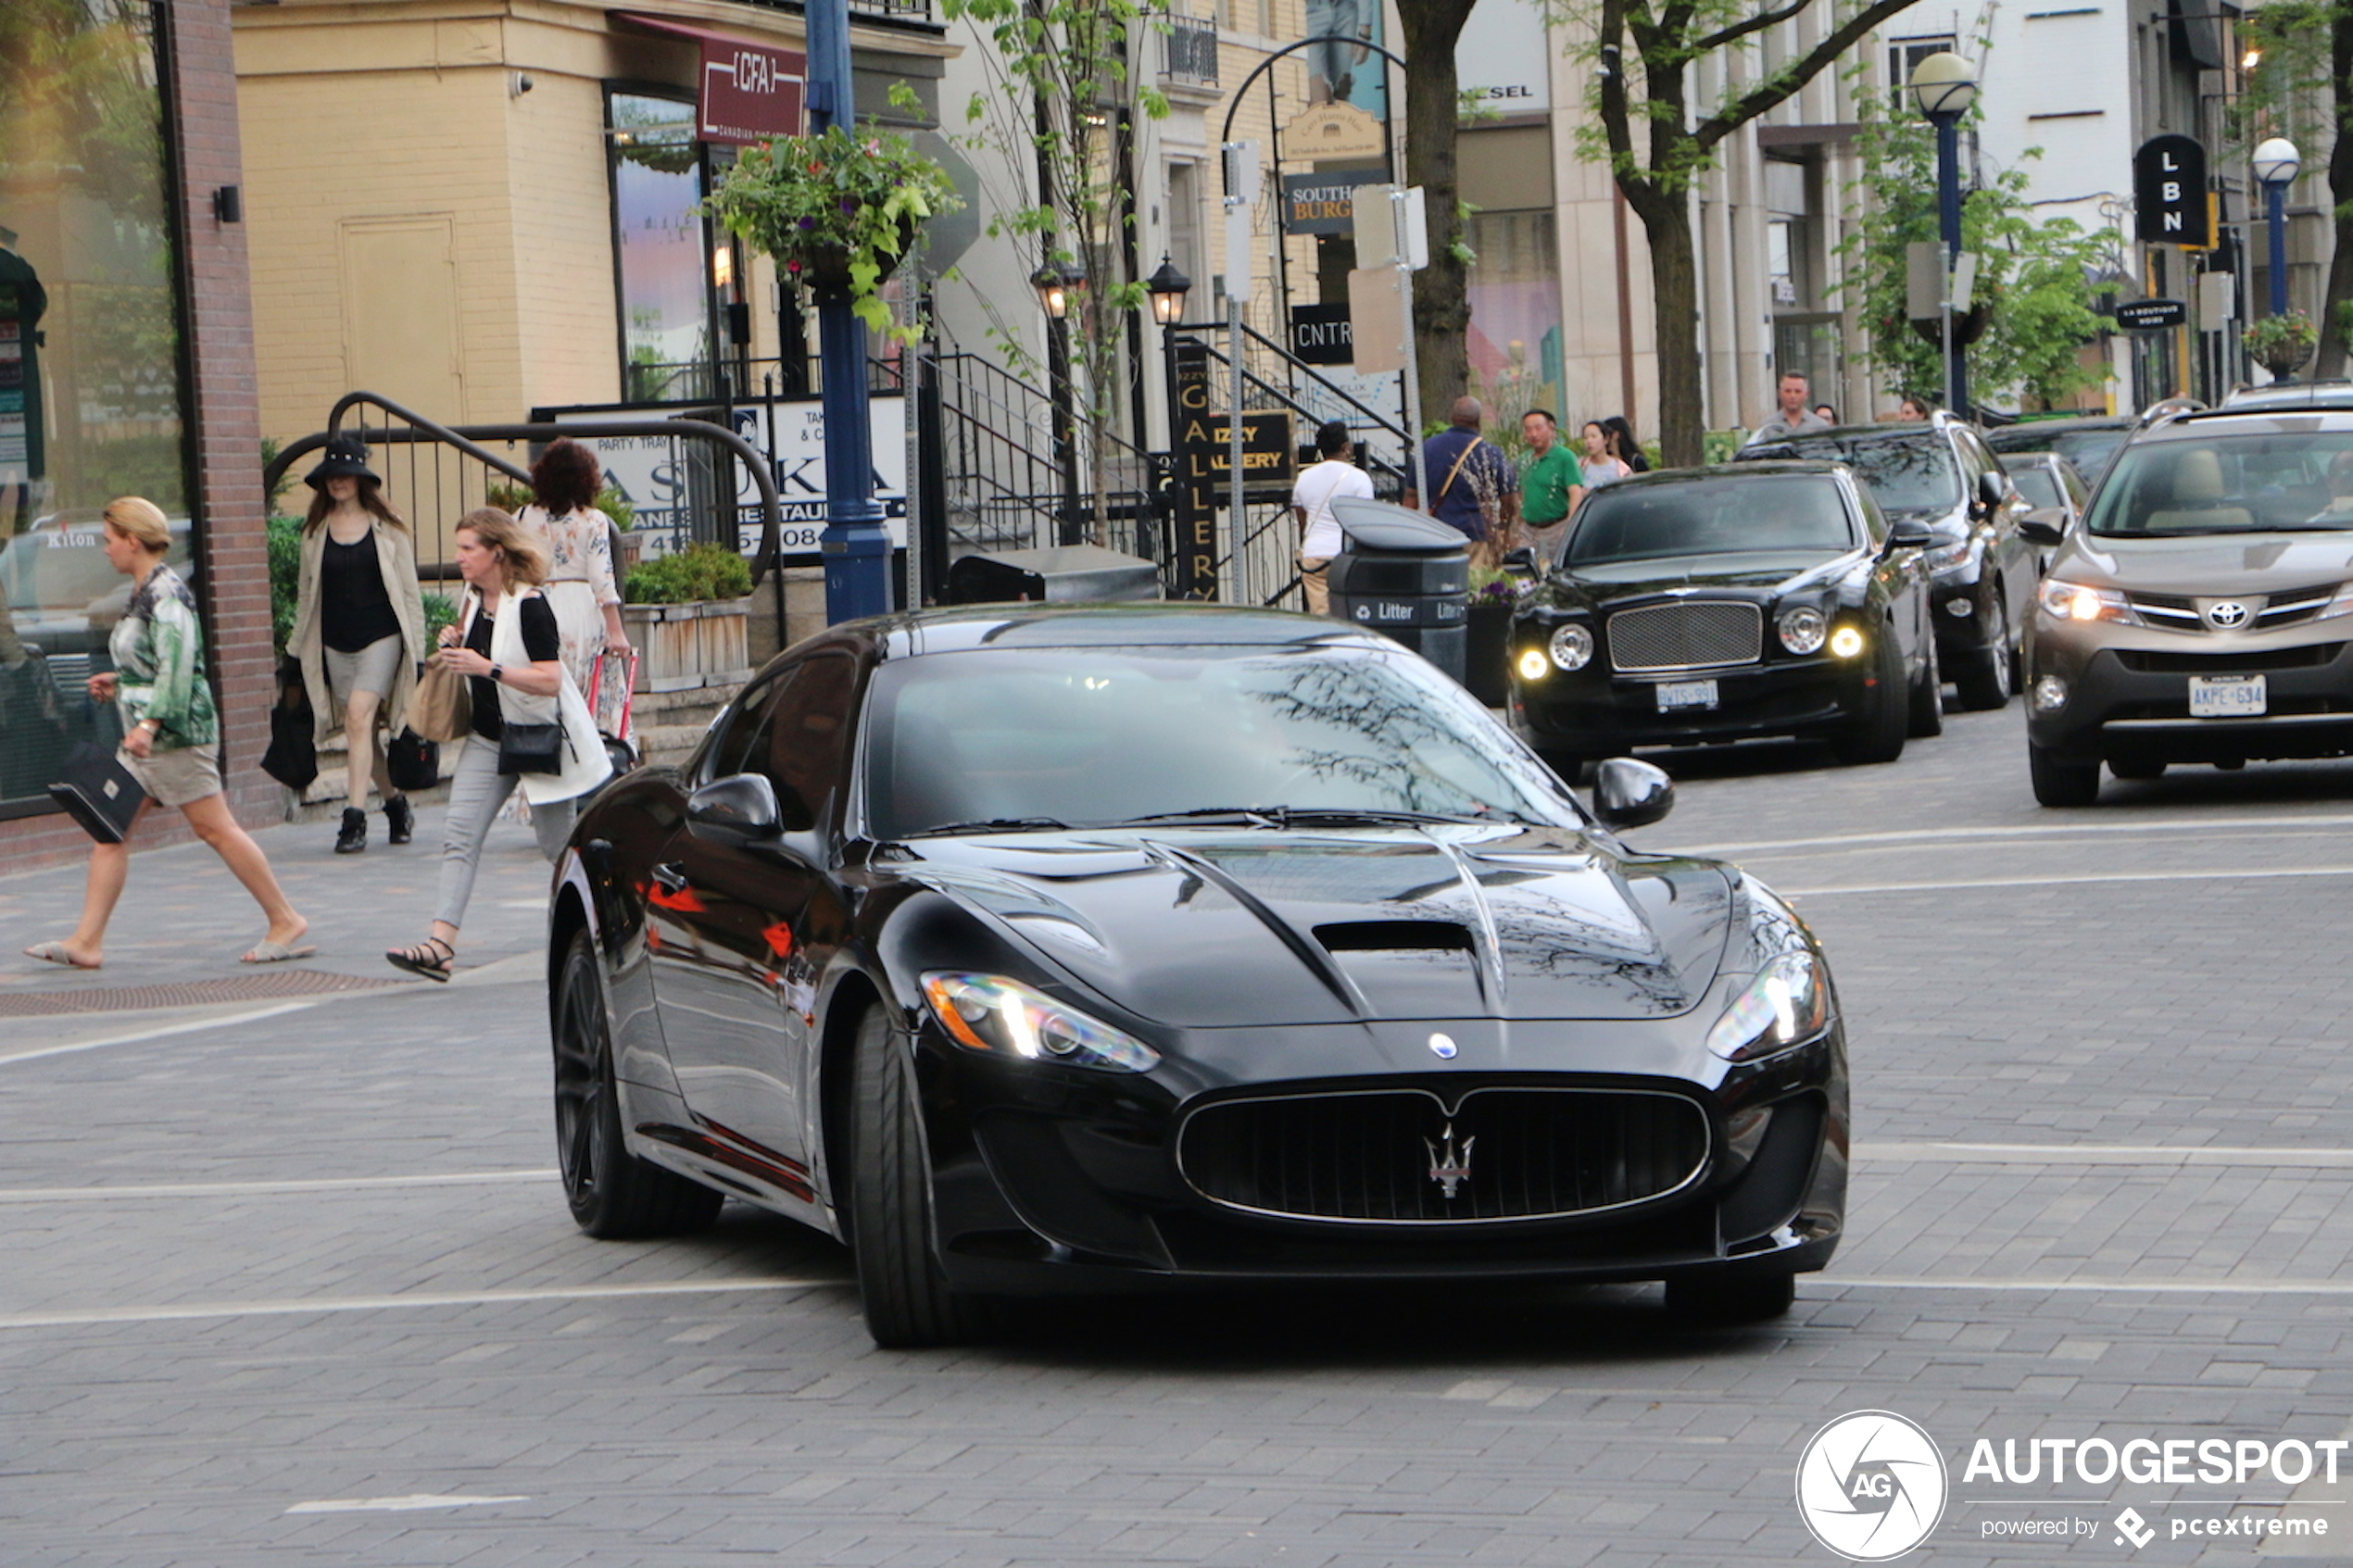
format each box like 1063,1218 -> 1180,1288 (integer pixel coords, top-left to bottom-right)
288,434 -> 426,852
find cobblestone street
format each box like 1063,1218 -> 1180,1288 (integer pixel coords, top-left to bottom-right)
6,704 -> 2353,1564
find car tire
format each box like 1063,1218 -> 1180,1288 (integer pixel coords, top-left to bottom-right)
849,1003 -> 989,1348
551,929 -> 725,1240
1906,636 -> 1944,738
1829,635 -> 1906,766
2029,743 -> 2102,807
1665,1270 -> 1795,1326
2108,758 -> 2167,781
1954,601 -> 2013,710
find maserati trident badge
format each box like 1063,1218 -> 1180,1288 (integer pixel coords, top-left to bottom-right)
1428,1032 -> 1458,1060
1425,1124 -> 1475,1198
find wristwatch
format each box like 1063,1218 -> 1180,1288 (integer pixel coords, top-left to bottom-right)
488,663 -> 504,685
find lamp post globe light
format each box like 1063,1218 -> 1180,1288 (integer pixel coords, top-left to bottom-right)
1908,50 -> 1978,418
2255,136 -> 2301,319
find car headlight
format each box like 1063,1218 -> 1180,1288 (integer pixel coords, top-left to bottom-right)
1924,539 -> 1973,570
2038,579 -> 2133,623
1705,951 -> 1831,1062
1828,624 -> 1867,659
921,972 -> 1161,1073
1777,606 -> 1827,655
1548,622 -> 1594,671
2315,583 -> 2353,621
1516,646 -> 1551,682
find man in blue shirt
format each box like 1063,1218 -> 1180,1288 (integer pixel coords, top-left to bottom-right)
1415,396 -> 1518,558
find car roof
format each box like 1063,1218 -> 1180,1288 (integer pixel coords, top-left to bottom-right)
1617,458 -> 1851,481
851,601 -> 1403,659
1983,414 -> 2130,444
2123,405 -> 2353,444
2217,382 -> 2353,411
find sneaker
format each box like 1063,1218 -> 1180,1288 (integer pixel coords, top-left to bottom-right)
384,793 -> 413,846
334,806 -> 367,854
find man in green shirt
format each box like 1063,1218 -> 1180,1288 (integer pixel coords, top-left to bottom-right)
1518,408 -> 1584,561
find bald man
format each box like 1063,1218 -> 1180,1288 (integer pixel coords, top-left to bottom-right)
1416,396 -> 1519,558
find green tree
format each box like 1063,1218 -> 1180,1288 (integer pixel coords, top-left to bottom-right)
1396,2 -> 1482,423
1836,84 -> 2114,410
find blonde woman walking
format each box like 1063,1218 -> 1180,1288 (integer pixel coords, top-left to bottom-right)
25,497 -> 310,969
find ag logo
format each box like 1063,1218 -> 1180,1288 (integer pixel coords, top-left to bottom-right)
1794,1411 -> 1947,1561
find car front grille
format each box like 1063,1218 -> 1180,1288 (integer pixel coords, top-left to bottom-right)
1607,601 -> 1762,672
2116,644 -> 2344,673
2258,589 -> 2336,630
1176,1085 -> 1710,1224
2124,592 -> 2203,631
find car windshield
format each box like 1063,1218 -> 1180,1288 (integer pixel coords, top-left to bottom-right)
2083,432 -> 2353,535
1772,436 -> 1960,512
2007,465 -> 2063,508
1565,475 -> 1854,567
864,645 -> 1585,839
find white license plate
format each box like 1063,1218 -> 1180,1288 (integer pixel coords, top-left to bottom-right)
1656,679 -> 1719,711
2189,674 -> 2267,718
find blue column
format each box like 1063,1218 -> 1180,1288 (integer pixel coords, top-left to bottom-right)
1933,114 -> 1969,419
808,0 -> 891,623
2267,179 -> 2290,320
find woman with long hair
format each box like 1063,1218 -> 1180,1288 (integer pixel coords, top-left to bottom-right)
1601,415 -> 1650,473
385,508 -> 609,982
25,497 -> 309,969
518,437 -> 631,738
288,434 -> 426,853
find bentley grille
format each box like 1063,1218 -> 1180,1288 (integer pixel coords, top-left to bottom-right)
1176,1086 -> 1709,1223
1607,601 -> 1762,672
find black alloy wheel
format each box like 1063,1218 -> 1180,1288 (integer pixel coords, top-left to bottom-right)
2028,743 -> 2102,807
1828,633 -> 1907,766
1954,597 -> 2013,710
849,1004 -> 989,1348
1665,1270 -> 1796,1326
1906,636 -> 1944,739
552,930 -> 724,1239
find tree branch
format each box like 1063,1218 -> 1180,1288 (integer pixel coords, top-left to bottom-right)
1691,0 -> 1816,56
1692,0 -> 1926,152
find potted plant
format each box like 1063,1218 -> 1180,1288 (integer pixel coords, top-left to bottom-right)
706,125 -> 962,340
623,542 -> 756,693
1465,568 -> 1532,708
2246,309 -> 2319,379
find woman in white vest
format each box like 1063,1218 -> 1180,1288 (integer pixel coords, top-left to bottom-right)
386,508 -> 609,981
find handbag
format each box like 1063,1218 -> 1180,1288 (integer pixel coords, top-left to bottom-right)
260,657 -> 318,792
408,654 -> 472,744
385,728 -> 440,792
586,648 -> 640,780
48,740 -> 146,845
497,721 -> 565,776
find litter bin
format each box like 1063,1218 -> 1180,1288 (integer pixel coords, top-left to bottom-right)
1327,497 -> 1469,684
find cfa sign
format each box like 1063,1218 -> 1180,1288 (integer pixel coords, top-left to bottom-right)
2133,135 -> 2210,247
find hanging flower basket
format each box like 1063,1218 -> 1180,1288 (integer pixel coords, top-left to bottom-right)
706,126 -> 960,341
2245,310 -> 2318,378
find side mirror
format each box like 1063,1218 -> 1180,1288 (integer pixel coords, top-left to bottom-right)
2018,510 -> 2067,548
1592,757 -> 1675,831
1888,521 -> 1935,548
1501,546 -> 1540,576
686,772 -> 784,845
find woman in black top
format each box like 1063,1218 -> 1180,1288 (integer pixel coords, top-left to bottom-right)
290,435 -> 426,853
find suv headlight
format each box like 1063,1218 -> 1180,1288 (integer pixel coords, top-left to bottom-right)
1705,951 -> 1831,1063
2316,584 -> 2353,621
922,972 -> 1161,1073
1923,539 -> 1973,570
1548,622 -> 1594,671
2037,579 -> 2134,624
1777,606 -> 1827,655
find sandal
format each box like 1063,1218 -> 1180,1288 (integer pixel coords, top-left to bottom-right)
385,935 -> 454,983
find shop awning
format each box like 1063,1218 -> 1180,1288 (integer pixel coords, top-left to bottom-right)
613,13 -> 806,145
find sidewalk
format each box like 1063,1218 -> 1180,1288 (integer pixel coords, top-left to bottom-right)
0,801 -> 561,1048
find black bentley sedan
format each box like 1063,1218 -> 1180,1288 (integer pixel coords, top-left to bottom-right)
1511,462 -> 1938,776
546,606 -> 1848,1346
1740,416 -> 2035,709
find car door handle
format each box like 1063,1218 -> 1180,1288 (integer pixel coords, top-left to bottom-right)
651,861 -> 689,895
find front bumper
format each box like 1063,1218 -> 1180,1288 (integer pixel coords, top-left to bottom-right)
2026,619 -> 2353,763
914,1014 -> 1849,1294
1512,651 -> 1878,753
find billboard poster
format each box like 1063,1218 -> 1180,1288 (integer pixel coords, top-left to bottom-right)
1303,0 -> 1386,119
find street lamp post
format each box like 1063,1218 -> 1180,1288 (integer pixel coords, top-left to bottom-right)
2254,137 -> 2301,320
1031,262 -> 1085,546
1909,51 -> 1978,419
1145,256 -> 1192,577
807,0 -> 891,623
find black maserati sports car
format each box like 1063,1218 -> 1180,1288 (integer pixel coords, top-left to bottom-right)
1512,461 -> 1939,775
546,605 -> 1848,1346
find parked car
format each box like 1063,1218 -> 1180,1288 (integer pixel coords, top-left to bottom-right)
546,604 -> 1850,1344
2020,405 -> 2353,804
1508,463 -> 1938,776
2218,381 -> 2353,413
1739,415 -> 2034,709
1983,413 -> 2135,487
1999,451 -> 2089,571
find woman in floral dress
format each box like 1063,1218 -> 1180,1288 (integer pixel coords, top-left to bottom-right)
517,437 -> 632,738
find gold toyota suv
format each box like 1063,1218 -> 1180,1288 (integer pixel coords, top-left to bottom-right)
2022,405 -> 2353,805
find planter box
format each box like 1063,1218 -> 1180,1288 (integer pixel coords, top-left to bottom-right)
623,598 -> 754,694
1465,602 -> 1513,708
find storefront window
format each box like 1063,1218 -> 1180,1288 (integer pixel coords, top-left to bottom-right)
1466,209 -> 1564,424
0,0 -> 192,808
609,92 -> 715,403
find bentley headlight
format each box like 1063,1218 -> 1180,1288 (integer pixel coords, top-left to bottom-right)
922,972 -> 1160,1073
1705,951 -> 1831,1062
2038,579 -> 2133,623
1777,606 -> 1827,655
1828,624 -> 1867,659
1548,622 -> 1594,671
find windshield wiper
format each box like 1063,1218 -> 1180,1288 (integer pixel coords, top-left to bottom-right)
1108,806 -> 1282,827
900,816 -> 1071,838
1277,806 -> 1534,826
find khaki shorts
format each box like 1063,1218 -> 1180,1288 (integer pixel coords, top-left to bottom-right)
1299,555 -> 1332,616
120,738 -> 222,809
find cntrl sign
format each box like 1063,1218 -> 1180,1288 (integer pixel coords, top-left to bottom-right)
2133,135 -> 2210,246
1290,303 -> 1353,366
